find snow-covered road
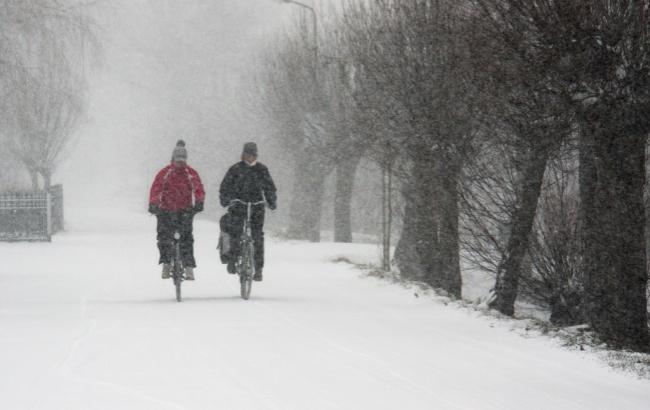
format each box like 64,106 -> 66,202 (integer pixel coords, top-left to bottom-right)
1,211 -> 649,410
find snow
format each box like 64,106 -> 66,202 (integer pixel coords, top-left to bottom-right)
1,209 -> 649,410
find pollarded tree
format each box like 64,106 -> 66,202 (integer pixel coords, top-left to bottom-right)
257,19 -> 334,242
461,8 -> 575,317
341,0 -> 480,297
476,0 -> 650,351
257,11 -> 368,243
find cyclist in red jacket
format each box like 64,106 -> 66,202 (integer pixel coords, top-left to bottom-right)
148,140 -> 205,280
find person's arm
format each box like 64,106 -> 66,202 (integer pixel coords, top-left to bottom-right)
219,166 -> 236,207
148,168 -> 167,213
262,166 -> 277,210
189,167 -> 205,212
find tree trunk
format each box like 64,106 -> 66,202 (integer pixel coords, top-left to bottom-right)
287,151 -> 331,242
29,168 -> 39,191
578,120 -> 597,323
413,150 -> 441,288
381,163 -> 393,271
396,147 -> 466,297
333,155 -> 361,243
394,148 -> 442,284
580,113 -> 650,351
436,156 -> 462,298
490,146 -> 550,316
42,170 -> 52,191
395,183 -> 425,281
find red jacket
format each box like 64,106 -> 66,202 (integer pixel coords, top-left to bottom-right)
149,163 -> 205,211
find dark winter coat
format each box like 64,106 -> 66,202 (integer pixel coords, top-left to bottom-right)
149,163 -> 205,211
219,161 -> 277,209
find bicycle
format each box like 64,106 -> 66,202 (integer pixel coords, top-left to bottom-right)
229,199 -> 266,300
169,210 -> 196,302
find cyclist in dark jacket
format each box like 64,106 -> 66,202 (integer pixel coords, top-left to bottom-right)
219,142 -> 277,281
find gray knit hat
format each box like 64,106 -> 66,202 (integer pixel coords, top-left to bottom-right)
242,142 -> 258,157
172,140 -> 187,162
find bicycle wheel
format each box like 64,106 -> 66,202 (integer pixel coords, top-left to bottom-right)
239,242 -> 254,300
240,273 -> 251,300
172,232 -> 184,302
173,245 -> 183,302
174,266 -> 182,302
175,274 -> 182,302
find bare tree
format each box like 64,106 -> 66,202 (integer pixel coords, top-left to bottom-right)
9,67 -> 83,190
528,154 -> 583,325
339,0 -> 481,297
0,0 -> 100,190
257,20 -> 334,242
256,10 -> 369,243
476,0 -> 650,350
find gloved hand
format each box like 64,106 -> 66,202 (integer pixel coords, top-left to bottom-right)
148,204 -> 160,215
268,202 -> 277,211
193,202 -> 204,213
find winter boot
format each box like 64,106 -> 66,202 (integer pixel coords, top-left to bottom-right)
185,267 -> 195,281
162,263 -> 171,279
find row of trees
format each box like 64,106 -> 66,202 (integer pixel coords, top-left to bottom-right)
0,0 -> 99,191
257,0 -> 650,352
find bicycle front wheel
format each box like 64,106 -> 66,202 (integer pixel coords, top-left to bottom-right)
239,242 -> 255,300
173,241 -> 183,302
240,274 -> 252,300
175,277 -> 182,302
173,262 -> 183,302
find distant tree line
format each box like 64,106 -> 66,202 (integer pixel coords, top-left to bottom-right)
256,0 -> 650,352
0,0 -> 100,192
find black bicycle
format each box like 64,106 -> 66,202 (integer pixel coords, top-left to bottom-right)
229,199 -> 265,300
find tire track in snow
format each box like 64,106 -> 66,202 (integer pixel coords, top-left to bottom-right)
253,299 -> 466,410
166,321 -> 289,410
48,296 -> 190,410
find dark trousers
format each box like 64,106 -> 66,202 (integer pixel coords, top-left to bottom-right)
227,205 -> 265,272
156,211 -> 196,268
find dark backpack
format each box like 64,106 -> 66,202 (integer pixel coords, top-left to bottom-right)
217,213 -> 231,264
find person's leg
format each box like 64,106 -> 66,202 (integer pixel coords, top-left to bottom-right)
157,213 -> 173,265
179,211 -> 196,272
228,208 -> 245,263
251,207 -> 266,279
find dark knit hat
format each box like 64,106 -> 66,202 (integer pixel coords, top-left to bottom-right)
243,142 -> 258,157
172,140 -> 187,161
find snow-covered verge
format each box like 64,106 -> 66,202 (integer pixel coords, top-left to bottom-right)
1,208 -> 649,409
327,250 -> 650,381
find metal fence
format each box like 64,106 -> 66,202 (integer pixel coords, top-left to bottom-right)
49,185 -> 64,234
0,185 -> 64,242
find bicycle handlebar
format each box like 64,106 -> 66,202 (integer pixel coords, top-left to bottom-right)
229,199 -> 267,207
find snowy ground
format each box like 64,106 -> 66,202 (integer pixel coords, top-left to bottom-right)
2,209 -> 650,410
